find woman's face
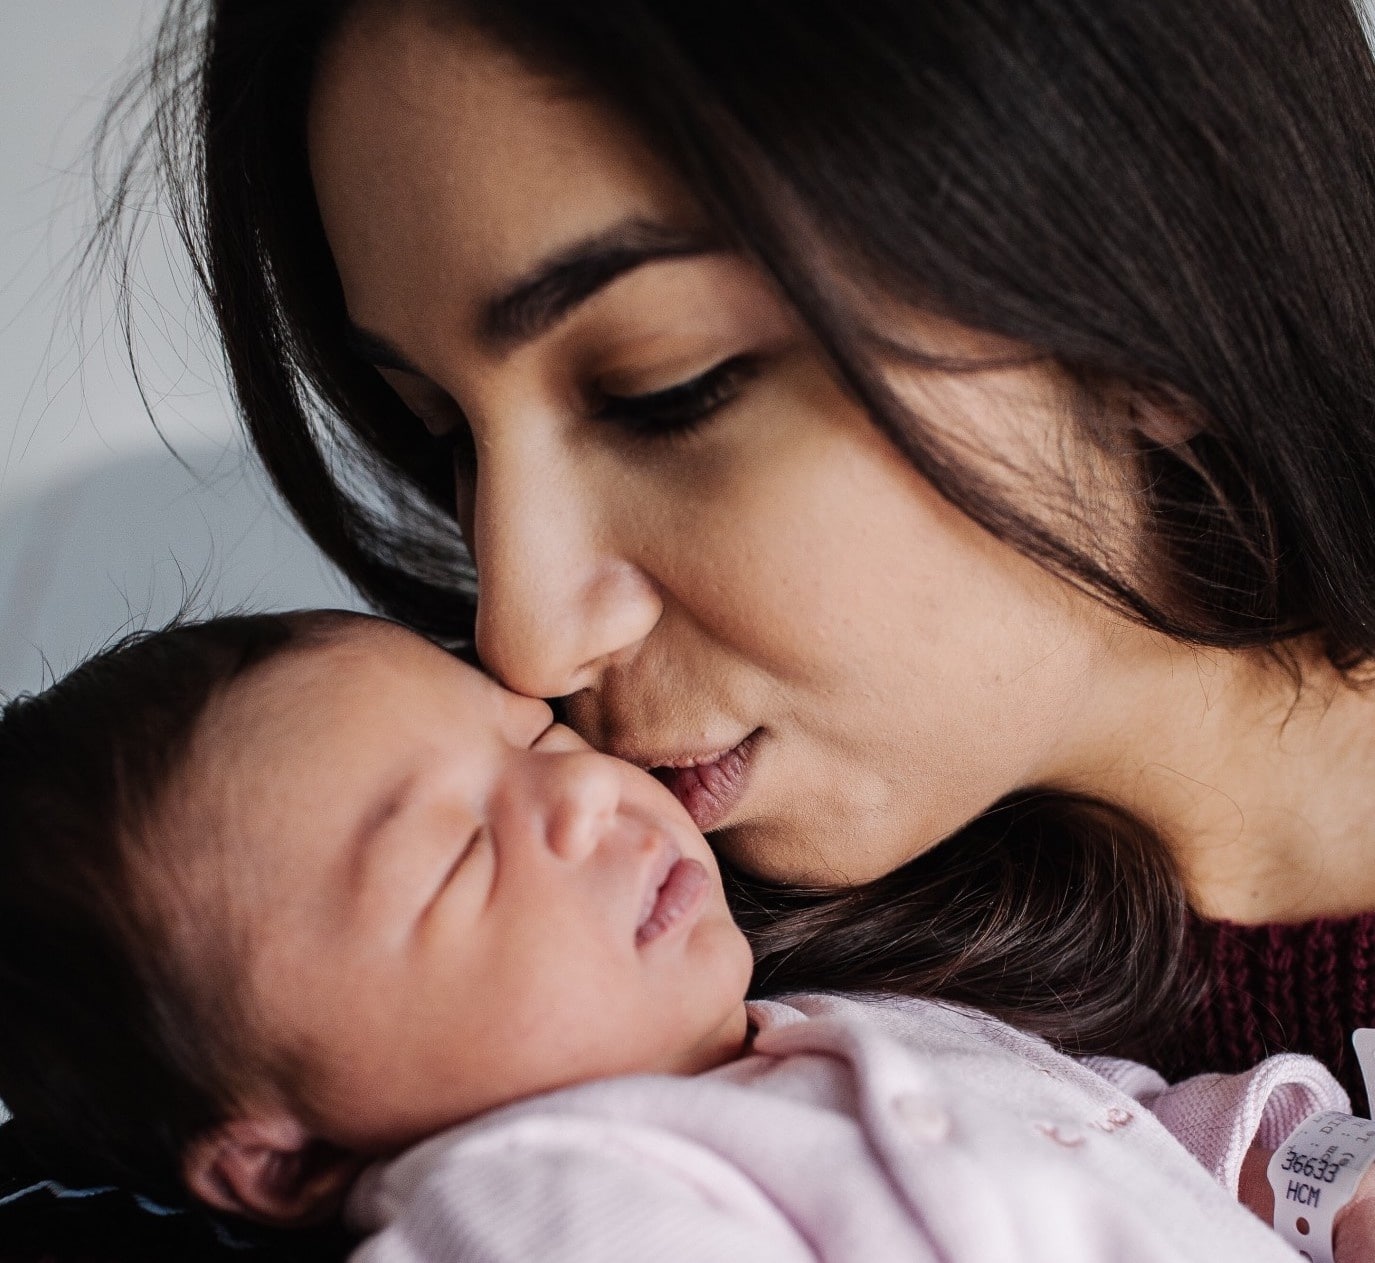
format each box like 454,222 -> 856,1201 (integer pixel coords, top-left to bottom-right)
307,1 -> 1153,884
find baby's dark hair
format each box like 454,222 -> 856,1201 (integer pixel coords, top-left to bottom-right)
0,609 -> 360,1201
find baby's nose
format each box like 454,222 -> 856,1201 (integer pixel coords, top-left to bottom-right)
545,751 -> 623,862
530,721 -> 594,755
501,746 -> 622,863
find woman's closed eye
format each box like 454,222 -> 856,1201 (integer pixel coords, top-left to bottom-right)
593,354 -> 759,439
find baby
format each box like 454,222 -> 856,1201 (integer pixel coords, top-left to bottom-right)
0,609 -> 1366,1261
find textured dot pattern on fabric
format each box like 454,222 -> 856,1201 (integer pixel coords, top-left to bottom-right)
348,993 -> 1342,1263
891,1093 -> 952,1143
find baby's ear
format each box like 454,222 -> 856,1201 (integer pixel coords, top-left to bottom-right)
182,1113 -> 364,1226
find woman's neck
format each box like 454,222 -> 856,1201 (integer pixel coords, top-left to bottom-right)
1056,639 -> 1375,924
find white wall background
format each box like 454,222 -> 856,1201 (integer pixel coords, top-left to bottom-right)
0,0 -> 364,700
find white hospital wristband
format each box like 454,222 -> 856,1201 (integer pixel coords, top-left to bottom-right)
1267,1111 -> 1375,1263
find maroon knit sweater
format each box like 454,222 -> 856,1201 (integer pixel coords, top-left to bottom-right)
1159,910 -> 1375,1115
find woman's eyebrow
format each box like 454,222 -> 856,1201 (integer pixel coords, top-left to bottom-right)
479,217 -> 718,350
345,218 -> 720,373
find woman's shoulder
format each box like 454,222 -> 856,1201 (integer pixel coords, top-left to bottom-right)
1165,909 -> 1375,1111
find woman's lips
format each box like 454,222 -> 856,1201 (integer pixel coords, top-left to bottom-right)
635,856 -> 711,947
651,730 -> 761,832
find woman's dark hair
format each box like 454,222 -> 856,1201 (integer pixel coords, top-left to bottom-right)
107,0 -> 1375,1052
734,794 -> 1189,1058
0,611 -> 350,1199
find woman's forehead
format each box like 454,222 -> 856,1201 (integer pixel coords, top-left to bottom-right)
308,3 -> 701,348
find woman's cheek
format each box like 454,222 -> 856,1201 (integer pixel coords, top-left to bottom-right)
634,359 -> 904,651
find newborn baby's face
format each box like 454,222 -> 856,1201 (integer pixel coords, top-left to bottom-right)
194,619 -> 753,1152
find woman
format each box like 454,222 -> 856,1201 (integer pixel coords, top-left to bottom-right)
140,0 -> 1375,1092
3,0 -> 1369,1257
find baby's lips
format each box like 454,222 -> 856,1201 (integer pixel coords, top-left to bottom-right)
634,835 -> 681,935
635,856 -> 710,947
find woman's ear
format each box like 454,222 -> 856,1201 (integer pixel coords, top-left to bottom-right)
182,1114 -> 364,1226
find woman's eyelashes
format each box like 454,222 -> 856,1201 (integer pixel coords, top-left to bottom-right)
593,354 -> 759,439
395,352 -> 759,467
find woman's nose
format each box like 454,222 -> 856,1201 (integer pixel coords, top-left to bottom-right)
470,441 -> 662,701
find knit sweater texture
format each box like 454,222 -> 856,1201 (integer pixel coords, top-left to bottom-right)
1161,910 -> 1375,1114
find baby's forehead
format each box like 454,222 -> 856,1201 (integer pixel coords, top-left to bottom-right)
192,616 -> 507,783
225,615 -> 471,701
171,618 -> 504,878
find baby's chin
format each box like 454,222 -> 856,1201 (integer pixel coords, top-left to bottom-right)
664,996 -> 754,1077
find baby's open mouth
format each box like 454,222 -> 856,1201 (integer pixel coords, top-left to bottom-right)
635,852 -> 710,947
